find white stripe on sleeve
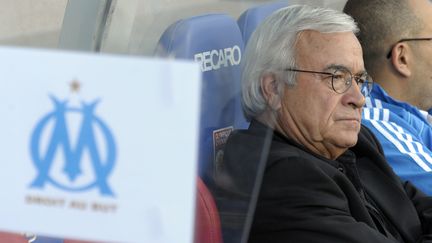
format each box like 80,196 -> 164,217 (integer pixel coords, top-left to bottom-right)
370,120 -> 432,172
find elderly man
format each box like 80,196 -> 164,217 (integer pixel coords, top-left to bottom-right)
344,0 -> 432,195
217,4 -> 432,243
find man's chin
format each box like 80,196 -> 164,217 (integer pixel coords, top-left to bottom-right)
334,130 -> 359,148
341,136 -> 359,148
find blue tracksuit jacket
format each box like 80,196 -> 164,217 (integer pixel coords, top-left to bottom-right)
362,83 -> 432,195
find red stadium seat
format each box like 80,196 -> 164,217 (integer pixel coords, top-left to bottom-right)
195,177 -> 223,243
0,232 -> 28,243
0,231 -> 96,243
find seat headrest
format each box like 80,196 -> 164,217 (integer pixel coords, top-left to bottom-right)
155,13 -> 243,68
238,2 -> 288,45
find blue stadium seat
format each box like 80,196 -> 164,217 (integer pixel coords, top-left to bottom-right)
237,1 -> 288,45
155,13 -> 247,187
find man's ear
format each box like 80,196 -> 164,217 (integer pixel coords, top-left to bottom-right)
389,42 -> 412,77
261,73 -> 281,110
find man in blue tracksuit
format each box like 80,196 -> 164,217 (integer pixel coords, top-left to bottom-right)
344,0 -> 432,195
362,83 -> 432,194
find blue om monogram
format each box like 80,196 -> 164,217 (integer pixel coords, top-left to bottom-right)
30,96 -> 116,196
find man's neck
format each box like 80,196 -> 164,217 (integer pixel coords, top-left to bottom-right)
374,72 -> 410,103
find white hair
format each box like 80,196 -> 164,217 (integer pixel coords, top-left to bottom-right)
242,4 -> 359,120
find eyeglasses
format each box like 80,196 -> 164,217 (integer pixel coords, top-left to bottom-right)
386,37 -> 432,58
285,66 -> 373,94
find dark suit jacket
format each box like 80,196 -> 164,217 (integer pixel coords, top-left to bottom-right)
220,120 -> 432,243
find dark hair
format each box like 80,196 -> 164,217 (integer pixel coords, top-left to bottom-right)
343,0 -> 422,74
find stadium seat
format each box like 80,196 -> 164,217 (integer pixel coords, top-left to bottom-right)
0,232 -> 65,243
0,232 -> 97,243
194,177 -> 223,243
155,13 -> 247,187
0,232 -> 28,243
237,1 -> 288,45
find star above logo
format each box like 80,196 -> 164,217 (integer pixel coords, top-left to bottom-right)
70,79 -> 81,93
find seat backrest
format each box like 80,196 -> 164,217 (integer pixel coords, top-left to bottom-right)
237,1 -> 288,45
194,177 -> 223,243
155,13 -> 246,186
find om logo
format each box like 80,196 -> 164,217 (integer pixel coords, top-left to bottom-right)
30,96 -> 116,196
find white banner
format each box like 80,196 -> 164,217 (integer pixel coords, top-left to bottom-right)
0,47 -> 201,243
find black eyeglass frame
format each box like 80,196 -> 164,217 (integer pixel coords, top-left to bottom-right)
284,67 -> 373,94
386,37 -> 432,59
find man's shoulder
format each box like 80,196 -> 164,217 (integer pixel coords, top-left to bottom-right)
226,126 -> 335,171
225,127 -> 303,159
362,105 -> 428,139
